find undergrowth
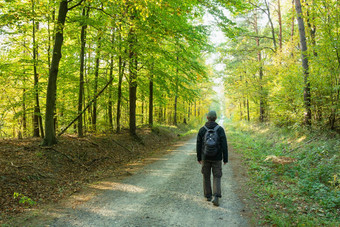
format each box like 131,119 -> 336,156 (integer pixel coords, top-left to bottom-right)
226,121 -> 340,226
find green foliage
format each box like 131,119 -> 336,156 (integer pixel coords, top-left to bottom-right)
13,192 -> 36,206
0,0 -> 224,138
220,0 -> 339,129
226,121 -> 340,226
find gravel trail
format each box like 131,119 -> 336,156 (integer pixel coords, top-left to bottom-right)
50,136 -> 250,227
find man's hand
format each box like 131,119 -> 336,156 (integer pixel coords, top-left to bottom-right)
198,161 -> 202,164
224,162 -> 227,165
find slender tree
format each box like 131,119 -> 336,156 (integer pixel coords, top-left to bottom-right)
148,62 -> 154,127
32,0 -> 44,137
92,34 -> 102,132
77,6 -> 88,137
42,0 -> 83,146
295,0 -> 312,126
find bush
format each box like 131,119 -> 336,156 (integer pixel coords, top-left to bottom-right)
227,121 -> 340,226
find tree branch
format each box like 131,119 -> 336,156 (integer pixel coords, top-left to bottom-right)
68,0 -> 84,10
246,35 -> 274,40
42,146 -> 89,170
58,73 -> 115,136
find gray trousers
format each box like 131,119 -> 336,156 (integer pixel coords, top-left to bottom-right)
201,160 -> 222,198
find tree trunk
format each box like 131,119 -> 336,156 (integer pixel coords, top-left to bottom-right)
239,101 -> 242,120
128,25 -> 137,136
42,0 -> 68,146
330,87 -> 339,129
290,0 -> 295,57
116,27 -> 125,133
295,0 -> 312,126
22,72 -> 27,136
291,0 -> 295,40
47,1 -> 55,70
278,0 -> 283,50
86,43 -> 91,131
108,30 -> 115,131
194,101 -> 197,117
264,0 -> 277,50
148,65 -> 154,127
92,35 -> 102,132
255,11 -> 265,122
58,72 -> 117,136
116,55 -> 123,133
32,0 -> 44,138
141,98 -> 144,125
306,0 -> 317,56
187,103 -> 191,122
246,81 -> 250,121
174,56 -> 179,125
77,7 -> 87,137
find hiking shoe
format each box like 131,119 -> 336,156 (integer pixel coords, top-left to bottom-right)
206,197 -> 212,201
212,197 -> 219,206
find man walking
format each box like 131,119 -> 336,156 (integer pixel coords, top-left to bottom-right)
196,110 -> 228,206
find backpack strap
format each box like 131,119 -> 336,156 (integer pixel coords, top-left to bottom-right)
203,125 -> 219,131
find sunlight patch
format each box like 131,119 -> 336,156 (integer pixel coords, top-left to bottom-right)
90,182 -> 146,193
258,128 -> 269,133
297,136 -> 306,143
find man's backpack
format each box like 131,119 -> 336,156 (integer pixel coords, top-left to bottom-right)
203,125 -> 220,157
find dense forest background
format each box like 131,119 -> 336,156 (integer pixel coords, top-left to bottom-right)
0,0 -> 339,225
0,0 -> 339,143
222,0 -> 339,131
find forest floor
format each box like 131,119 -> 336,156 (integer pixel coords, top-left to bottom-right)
0,126 -> 186,224
0,125 -> 255,226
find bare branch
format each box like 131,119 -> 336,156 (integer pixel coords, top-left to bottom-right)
68,0 -> 84,11
246,35 -> 274,40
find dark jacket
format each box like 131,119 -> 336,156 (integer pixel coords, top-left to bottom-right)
196,121 -> 228,163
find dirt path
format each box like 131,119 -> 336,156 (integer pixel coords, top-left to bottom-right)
42,137 -> 250,227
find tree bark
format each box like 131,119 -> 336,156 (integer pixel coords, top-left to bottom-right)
306,0 -> 317,56
22,69 -> 27,136
42,0 -> 68,146
32,0 -> 44,138
116,27 -> 125,133
254,11 -> 265,122
128,29 -> 137,136
58,71 -> 118,136
108,29 -> 115,131
174,56 -> 179,125
92,35 -> 102,132
291,0 -> 295,40
264,0 -> 277,50
116,55 -> 123,133
246,80 -> 250,121
278,0 -> 283,50
148,64 -> 154,127
77,7 -> 88,137
141,97 -> 144,125
295,0 -> 312,126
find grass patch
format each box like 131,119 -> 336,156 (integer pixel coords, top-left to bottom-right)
226,121 -> 340,226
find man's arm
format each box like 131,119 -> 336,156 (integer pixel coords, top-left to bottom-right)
219,128 -> 228,164
196,128 -> 203,163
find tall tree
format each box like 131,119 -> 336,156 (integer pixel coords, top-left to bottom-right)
32,0 -> 44,138
42,0 -> 83,146
108,29 -> 115,131
128,25 -> 137,136
148,61 -> 154,127
295,0 -> 311,126
254,10 -> 265,122
92,34 -> 102,132
77,6 -> 88,137
277,0 -> 282,50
